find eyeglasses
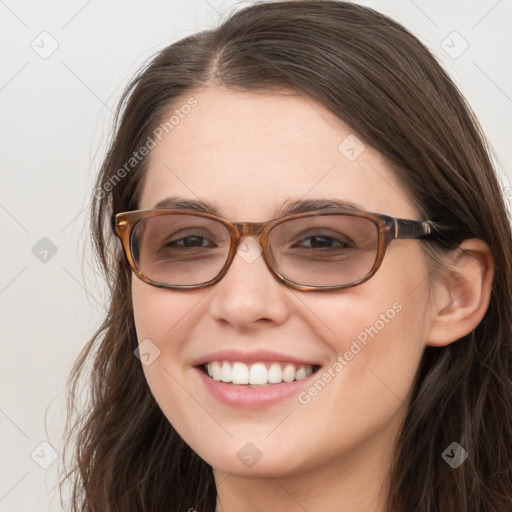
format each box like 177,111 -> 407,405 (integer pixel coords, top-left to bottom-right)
112,208 -> 452,292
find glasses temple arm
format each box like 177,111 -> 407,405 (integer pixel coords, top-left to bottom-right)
394,219 -> 458,239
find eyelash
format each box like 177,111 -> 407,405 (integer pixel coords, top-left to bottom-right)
166,234 -> 352,249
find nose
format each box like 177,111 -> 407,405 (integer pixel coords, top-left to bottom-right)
207,236 -> 290,329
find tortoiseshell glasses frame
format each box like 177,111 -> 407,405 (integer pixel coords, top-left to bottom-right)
112,208 -> 453,292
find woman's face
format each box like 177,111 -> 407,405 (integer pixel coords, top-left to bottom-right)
132,87 -> 434,479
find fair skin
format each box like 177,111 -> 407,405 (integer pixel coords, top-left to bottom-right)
131,86 -> 493,512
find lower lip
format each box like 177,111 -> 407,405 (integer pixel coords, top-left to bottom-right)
194,366 -> 319,410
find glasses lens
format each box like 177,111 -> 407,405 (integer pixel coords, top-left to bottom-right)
129,213 -> 380,288
268,214 -> 379,286
131,214 -> 230,286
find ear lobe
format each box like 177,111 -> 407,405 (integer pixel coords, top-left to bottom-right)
425,239 -> 494,347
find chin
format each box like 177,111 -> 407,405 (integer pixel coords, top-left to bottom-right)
190,438 -> 313,478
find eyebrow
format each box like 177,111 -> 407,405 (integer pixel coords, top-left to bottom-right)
153,196 -> 366,218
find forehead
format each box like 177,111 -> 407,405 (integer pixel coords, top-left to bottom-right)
137,87 -> 418,221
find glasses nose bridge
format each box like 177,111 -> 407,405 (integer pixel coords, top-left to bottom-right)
232,220 -> 269,246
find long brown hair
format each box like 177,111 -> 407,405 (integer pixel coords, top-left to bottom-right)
59,1 -> 512,510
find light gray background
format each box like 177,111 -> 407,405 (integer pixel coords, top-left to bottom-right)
1,1 -> 511,510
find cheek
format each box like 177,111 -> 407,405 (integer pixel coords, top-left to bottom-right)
131,278 -> 184,396
132,284 -> 164,340
131,277 -> 206,422
305,248 -> 431,415
131,277 -> 195,347
306,242 -> 430,355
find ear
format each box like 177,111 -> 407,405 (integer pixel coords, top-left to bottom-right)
425,239 -> 494,347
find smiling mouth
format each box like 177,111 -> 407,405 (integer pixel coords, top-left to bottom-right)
199,361 -> 321,386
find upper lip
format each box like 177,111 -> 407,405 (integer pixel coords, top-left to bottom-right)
192,349 -> 322,367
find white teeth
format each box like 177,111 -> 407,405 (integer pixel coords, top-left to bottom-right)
267,362 -> 282,383
295,365 -> 308,381
249,363 -> 267,385
221,361 -> 232,383
282,363 -> 296,383
204,360 -> 315,385
211,361 -> 222,381
232,362 -> 249,384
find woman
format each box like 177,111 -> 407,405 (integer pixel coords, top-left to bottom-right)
60,1 -> 512,511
